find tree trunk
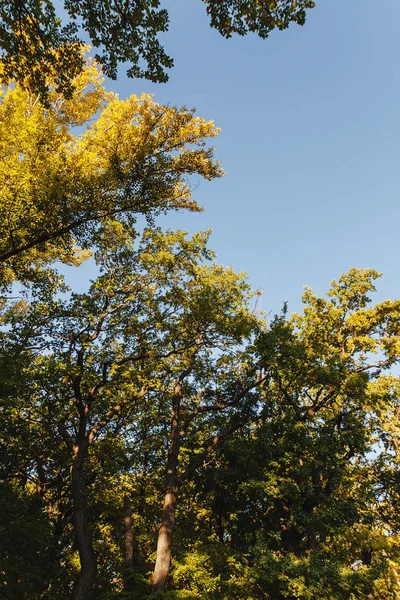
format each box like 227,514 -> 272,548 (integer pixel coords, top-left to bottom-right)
71,441 -> 97,600
124,495 -> 134,568
123,494 -> 138,591
152,485 -> 179,593
152,382 -> 182,593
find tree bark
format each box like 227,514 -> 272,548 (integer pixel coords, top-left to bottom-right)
151,382 -> 182,593
123,494 -> 139,591
71,440 -> 97,600
124,495 -> 134,569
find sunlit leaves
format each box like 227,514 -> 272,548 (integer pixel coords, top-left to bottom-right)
0,62 -> 222,289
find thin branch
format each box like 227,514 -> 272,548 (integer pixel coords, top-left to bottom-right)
88,386 -> 147,445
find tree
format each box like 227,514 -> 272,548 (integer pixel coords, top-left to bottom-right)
2,226 -> 259,599
175,268 -> 400,599
149,270 -> 265,593
0,1 -> 316,100
0,62 -> 222,288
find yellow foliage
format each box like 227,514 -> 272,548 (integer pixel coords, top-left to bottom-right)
0,56 -> 223,289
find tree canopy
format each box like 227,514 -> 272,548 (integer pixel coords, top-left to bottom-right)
0,1 -> 316,99
1,16 -> 399,600
2,222 -> 400,597
0,61 -> 222,289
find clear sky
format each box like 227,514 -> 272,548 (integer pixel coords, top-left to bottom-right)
68,0 -> 400,315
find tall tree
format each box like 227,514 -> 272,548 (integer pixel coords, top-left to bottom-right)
149,270 -> 264,592
174,268 -> 400,599
2,226 -> 259,599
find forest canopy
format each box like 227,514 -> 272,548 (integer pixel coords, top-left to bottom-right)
0,7 -> 399,600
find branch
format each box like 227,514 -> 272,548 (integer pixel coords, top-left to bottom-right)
182,369 -> 269,434
0,198 -> 148,264
180,401 -> 255,483
88,386 -> 147,445
301,388 -> 336,420
57,421 -> 75,451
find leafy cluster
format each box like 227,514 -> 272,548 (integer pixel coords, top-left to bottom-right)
0,62 -> 222,289
0,1 -> 316,99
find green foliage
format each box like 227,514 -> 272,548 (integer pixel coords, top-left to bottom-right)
169,269 -> 400,599
205,0 -> 315,39
0,223 -> 259,597
1,264 -> 400,598
0,483 -> 57,599
0,1 -> 316,99
0,56 -> 399,598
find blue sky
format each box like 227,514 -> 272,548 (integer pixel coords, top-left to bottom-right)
68,0 -> 400,315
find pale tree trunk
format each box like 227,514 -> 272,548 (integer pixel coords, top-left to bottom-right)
123,449 -> 149,591
123,494 -> 140,591
152,484 -> 179,592
152,382 -> 182,593
124,495 -> 134,570
71,440 -> 97,600
151,359 -> 257,592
